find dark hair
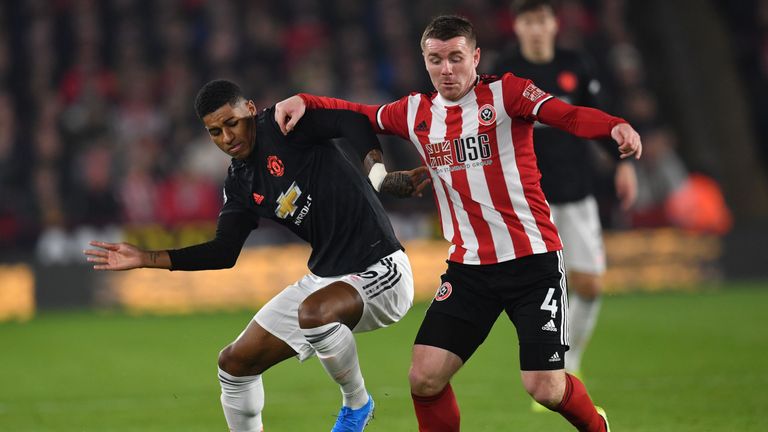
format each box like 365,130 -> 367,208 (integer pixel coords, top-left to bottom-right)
420,15 -> 477,50
194,79 -> 244,119
512,0 -> 557,15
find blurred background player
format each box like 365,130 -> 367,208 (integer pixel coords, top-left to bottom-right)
276,14 -> 641,431
84,80 -> 428,432
494,0 -> 638,398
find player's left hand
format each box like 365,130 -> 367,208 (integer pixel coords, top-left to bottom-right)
615,161 -> 638,210
275,95 -> 306,135
84,241 -> 144,271
381,166 -> 432,198
611,123 -> 642,160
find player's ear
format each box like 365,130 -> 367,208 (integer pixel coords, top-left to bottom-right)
474,47 -> 481,67
246,99 -> 257,117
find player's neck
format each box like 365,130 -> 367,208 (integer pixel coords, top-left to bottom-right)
521,44 -> 555,64
454,72 -> 479,101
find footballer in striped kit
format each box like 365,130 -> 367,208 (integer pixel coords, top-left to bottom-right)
275,14 -> 639,432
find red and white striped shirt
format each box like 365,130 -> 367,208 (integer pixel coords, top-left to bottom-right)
300,73 -> 625,265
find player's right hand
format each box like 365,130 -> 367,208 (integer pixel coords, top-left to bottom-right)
611,123 -> 643,159
275,95 -> 307,135
84,241 -> 144,271
381,166 -> 432,198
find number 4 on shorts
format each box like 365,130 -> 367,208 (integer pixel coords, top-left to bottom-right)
540,288 -> 558,318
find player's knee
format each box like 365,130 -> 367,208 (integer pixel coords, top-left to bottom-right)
298,297 -> 337,328
218,344 -> 238,373
522,373 -> 563,409
408,365 -> 448,397
218,344 -> 268,376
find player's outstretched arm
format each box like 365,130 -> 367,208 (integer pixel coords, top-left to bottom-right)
84,241 -> 170,271
537,97 -> 643,160
365,149 -> 431,198
275,94 -> 381,135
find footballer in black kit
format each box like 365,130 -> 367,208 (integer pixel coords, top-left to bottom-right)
494,46 -> 619,204
169,105 -> 402,277
495,0 -> 638,387
84,80 -> 428,431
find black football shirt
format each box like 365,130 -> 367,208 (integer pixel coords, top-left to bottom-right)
169,108 -> 402,277
494,47 -> 619,203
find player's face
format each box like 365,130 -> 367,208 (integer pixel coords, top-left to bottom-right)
514,6 -> 558,52
203,99 -> 257,160
423,36 -> 480,101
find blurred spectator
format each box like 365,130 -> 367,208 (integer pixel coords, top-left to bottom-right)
154,164 -> 221,227
2,0 -> 735,256
631,127 -> 688,227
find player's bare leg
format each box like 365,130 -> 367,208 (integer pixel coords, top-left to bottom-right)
522,369 -> 607,431
298,281 -> 374,431
218,321 -> 298,432
409,344 -> 463,432
566,271 -> 603,374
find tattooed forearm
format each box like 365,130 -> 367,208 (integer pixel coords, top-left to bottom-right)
381,172 -> 414,197
363,149 -> 384,173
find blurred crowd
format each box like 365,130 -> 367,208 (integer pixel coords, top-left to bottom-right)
0,0 -> 734,256
716,0 -> 768,169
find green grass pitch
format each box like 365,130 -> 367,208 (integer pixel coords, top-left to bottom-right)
1,284 -> 767,431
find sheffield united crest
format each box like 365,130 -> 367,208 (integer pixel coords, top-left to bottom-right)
478,104 -> 496,126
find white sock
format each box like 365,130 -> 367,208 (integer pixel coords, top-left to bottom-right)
565,293 -> 602,373
218,367 -> 264,432
302,322 -> 369,409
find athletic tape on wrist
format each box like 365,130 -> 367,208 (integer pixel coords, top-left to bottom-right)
368,163 -> 387,192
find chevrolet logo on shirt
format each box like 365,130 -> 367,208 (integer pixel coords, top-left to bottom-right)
275,181 -> 302,219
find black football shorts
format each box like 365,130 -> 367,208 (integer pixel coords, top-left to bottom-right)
414,251 -> 569,371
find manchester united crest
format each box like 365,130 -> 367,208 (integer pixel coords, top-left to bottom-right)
478,104 -> 496,126
267,155 -> 284,177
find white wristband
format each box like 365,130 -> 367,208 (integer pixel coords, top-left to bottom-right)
368,163 -> 388,192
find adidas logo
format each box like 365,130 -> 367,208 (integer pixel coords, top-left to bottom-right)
541,319 -> 558,332
415,121 -> 429,132
548,352 -> 561,362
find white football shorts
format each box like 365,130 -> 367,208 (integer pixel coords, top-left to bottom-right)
549,195 -> 606,275
254,249 -> 414,361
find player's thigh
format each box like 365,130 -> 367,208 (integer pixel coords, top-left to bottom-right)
414,262 -> 502,364
502,251 -> 569,371
254,275 -> 319,362
551,196 -> 606,275
298,281 -> 365,329
220,319 -> 298,375
339,250 -> 415,333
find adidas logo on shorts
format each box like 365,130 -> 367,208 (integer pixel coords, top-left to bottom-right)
541,319 -> 558,332
549,352 -> 561,362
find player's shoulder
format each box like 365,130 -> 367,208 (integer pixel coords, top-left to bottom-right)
384,90 -> 438,109
257,106 -> 277,129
